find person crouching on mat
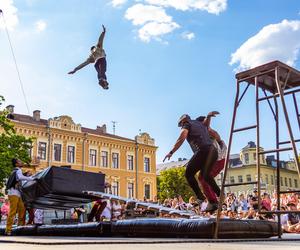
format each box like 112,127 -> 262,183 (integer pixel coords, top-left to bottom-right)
163,114 -> 220,212
196,114 -> 227,212
68,25 -> 109,90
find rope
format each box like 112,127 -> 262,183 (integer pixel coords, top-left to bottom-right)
0,9 -> 30,115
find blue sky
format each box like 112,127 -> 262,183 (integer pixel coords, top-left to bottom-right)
1,0 -> 300,163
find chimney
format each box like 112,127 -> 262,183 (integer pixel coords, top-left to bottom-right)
33,110 -> 41,121
6,105 -> 14,114
96,124 -> 107,134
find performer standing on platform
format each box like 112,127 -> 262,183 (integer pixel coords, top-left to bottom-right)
5,159 -> 33,235
163,112 -> 220,212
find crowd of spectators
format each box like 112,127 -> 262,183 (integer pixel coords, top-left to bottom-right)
159,191 -> 300,233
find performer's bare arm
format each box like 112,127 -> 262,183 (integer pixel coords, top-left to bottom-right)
97,25 -> 106,50
203,111 -> 219,127
68,58 -> 92,74
163,128 -> 188,162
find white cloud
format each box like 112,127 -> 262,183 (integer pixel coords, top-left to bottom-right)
139,21 -> 179,42
35,20 -> 47,32
111,0 -> 127,8
125,3 -> 179,42
125,4 -> 172,25
181,31 -> 195,40
230,19 -> 300,71
0,0 -> 19,30
123,1 -> 227,43
145,0 -> 227,15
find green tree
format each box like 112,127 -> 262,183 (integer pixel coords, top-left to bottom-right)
0,96 -> 33,190
157,166 -> 194,202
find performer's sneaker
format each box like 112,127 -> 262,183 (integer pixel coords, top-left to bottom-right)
103,80 -> 109,89
99,80 -> 105,88
99,80 -> 109,89
205,202 -> 218,213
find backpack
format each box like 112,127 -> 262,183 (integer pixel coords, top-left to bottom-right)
5,168 -> 18,193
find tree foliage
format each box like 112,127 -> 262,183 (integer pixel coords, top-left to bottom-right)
0,95 -> 33,190
157,166 -> 194,202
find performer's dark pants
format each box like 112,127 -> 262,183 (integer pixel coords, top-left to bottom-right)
26,208 -> 35,224
94,57 -> 107,82
185,145 -> 219,202
88,200 -> 107,222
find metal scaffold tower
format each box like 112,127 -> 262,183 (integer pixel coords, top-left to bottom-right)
214,61 -> 300,238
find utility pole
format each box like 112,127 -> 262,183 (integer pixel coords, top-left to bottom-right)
111,121 -> 117,135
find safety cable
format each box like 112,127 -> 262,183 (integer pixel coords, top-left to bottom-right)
0,9 -> 30,115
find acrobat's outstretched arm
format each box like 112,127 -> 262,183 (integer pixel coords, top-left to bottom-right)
97,25 -> 106,50
203,111 -> 219,127
68,58 -> 91,74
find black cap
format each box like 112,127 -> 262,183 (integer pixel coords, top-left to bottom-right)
178,114 -> 190,127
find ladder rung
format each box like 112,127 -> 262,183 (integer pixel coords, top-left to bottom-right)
224,181 -> 258,187
279,189 -> 300,194
279,139 -> 300,145
258,147 -> 292,155
233,125 -> 257,133
258,87 -> 300,101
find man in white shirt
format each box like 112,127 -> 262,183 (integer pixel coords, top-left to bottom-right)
5,158 -> 33,235
68,25 -> 109,90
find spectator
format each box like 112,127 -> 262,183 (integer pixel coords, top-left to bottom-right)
237,193 -> 248,212
1,199 -> 9,223
34,209 -> 44,225
286,202 -> 300,233
261,193 -> 272,211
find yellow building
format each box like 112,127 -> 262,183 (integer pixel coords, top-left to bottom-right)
224,141 -> 300,194
5,105 -> 157,200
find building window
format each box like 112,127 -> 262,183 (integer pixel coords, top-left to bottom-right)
53,143 -> 62,162
112,181 -> 119,196
284,177 -> 288,187
238,175 -> 243,183
271,175 -> 274,185
253,153 -> 256,161
38,142 -> 47,160
294,179 -> 298,188
112,153 -> 119,169
67,146 -> 75,163
144,184 -> 150,200
144,157 -> 150,172
230,176 -> 235,184
127,183 -> 134,198
244,153 -> 249,164
289,178 -> 292,187
265,174 -> 269,184
89,149 -> 97,166
127,155 -> 134,170
246,174 -> 251,182
101,151 -> 108,167
280,177 -> 283,186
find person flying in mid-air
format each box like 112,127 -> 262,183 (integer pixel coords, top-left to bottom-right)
68,25 -> 109,90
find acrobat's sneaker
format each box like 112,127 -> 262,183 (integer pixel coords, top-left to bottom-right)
103,80 -> 109,89
205,202 -> 218,213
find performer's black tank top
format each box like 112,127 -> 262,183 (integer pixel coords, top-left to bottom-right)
182,120 -> 213,153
